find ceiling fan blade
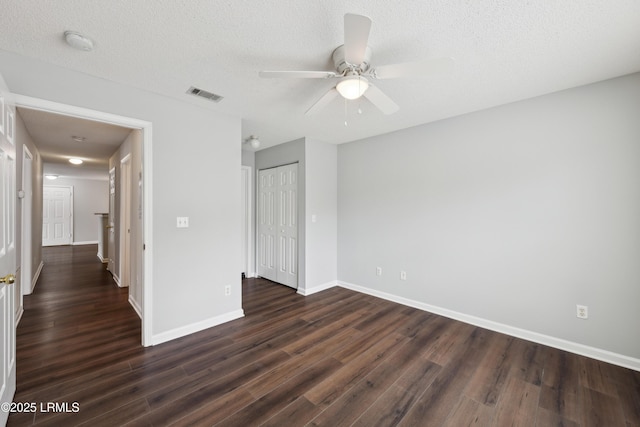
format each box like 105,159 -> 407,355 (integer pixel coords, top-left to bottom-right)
363,85 -> 399,115
344,13 -> 372,65
368,57 -> 455,79
259,70 -> 337,79
305,88 -> 339,115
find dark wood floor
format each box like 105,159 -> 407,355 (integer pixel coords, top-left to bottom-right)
7,245 -> 640,426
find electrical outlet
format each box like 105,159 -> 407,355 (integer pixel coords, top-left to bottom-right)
400,271 -> 407,280
176,217 -> 189,228
376,267 -> 382,276
576,304 -> 588,319
225,285 -> 231,296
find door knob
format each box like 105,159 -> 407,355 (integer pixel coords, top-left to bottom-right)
0,274 -> 15,285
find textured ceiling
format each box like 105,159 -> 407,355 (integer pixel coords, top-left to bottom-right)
17,107 -> 132,180
1,0 -> 640,153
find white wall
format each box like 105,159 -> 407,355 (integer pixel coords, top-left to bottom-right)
338,73 -> 640,365
45,178 -> 109,244
1,50 -> 243,342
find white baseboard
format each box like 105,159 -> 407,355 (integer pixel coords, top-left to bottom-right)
15,306 -> 24,325
338,280 -> 640,372
129,295 -> 142,319
150,309 -> 245,346
111,273 -> 121,287
298,280 -> 338,296
72,241 -> 98,246
97,253 -> 109,264
24,261 -> 44,295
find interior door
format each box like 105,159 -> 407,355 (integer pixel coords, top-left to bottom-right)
0,73 -> 17,426
42,186 -> 72,246
257,164 -> 298,289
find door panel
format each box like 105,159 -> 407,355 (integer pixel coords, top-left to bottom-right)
0,73 -> 17,426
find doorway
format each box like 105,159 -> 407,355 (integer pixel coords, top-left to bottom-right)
14,94 -> 154,346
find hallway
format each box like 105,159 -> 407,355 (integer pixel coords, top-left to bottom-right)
9,244 -> 141,426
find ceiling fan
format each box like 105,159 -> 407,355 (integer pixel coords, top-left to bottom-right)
259,13 -> 453,115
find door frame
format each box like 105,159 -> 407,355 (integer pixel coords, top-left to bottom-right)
241,166 -> 254,278
20,145 -> 33,306
119,154 -> 132,288
14,94 -> 154,347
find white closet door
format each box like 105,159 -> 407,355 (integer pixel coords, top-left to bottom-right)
257,164 -> 298,289
276,164 -> 298,288
257,168 -> 277,281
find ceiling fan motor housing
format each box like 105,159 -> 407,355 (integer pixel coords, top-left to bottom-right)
332,45 -> 372,74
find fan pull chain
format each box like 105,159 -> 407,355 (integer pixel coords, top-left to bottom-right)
344,98 -> 348,126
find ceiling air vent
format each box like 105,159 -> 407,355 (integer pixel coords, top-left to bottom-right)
186,86 -> 224,102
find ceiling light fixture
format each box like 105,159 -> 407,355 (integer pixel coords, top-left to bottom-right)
246,136 -> 260,149
71,135 -> 86,142
64,31 -> 94,51
336,75 -> 369,100
45,174 -> 59,180
69,158 -> 83,165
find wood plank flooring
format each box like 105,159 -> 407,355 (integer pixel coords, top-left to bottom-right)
7,244 -> 640,426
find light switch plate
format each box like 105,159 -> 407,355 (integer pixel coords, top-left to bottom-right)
177,217 -> 189,228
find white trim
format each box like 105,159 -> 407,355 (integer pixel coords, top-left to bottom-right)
14,94 -> 154,347
128,295 -> 142,319
20,144 -> 33,307
150,309 -> 245,346
119,154 -> 132,288
111,273 -> 121,287
31,261 -> 43,293
297,280 -> 337,296
338,280 -> 640,372
97,253 -> 108,264
72,240 -> 98,246
241,166 -> 254,278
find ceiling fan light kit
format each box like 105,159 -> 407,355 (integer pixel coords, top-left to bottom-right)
336,75 -> 369,100
259,13 -> 452,116
244,135 -> 260,149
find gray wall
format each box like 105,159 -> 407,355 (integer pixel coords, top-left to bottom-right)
109,129 -> 144,314
305,139 -> 337,292
254,138 -> 338,294
338,72 -> 640,360
15,110 -> 43,295
45,178 -> 109,244
1,50 -> 242,340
